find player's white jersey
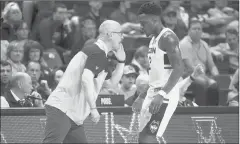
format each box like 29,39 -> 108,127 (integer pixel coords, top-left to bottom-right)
148,28 -> 177,88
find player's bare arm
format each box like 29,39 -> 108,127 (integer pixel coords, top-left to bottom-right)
161,32 -> 184,94
149,32 -> 184,114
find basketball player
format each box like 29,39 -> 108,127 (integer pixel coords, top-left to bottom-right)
133,2 -> 184,143
43,20 -> 126,143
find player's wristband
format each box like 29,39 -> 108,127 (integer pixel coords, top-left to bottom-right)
158,90 -> 167,99
190,75 -> 195,81
117,59 -> 126,63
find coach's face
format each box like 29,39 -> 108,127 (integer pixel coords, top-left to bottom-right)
110,25 -> 124,51
138,14 -> 156,37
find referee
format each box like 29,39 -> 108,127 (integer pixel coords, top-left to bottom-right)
43,20 -> 126,143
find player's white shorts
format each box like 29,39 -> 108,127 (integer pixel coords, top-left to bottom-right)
139,84 -> 179,137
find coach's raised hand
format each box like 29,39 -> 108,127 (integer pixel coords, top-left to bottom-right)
114,44 -> 126,62
90,108 -> 100,124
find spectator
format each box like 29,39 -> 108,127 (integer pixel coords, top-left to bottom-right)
188,0 -> 208,22
31,3 -> 72,68
180,20 -> 219,78
210,28 -> 239,73
3,72 -> 43,107
116,65 -> 138,100
228,69 -> 239,106
31,3 -> 70,56
131,45 -> 149,76
180,20 -> 219,106
1,2 -> 23,41
110,1 -> 137,25
177,64 -> 204,107
227,20 -> 239,33
13,21 -> 30,52
187,0 -> 211,36
1,60 -> 12,96
23,40 -> 50,78
125,73 -> 149,106
49,66 -> 66,91
22,1 -> 55,32
16,21 -> 29,41
205,0 -> 239,35
100,64 -> 138,99
1,40 -> 9,61
71,17 -> 97,58
162,4 -> 188,40
64,15 -> 81,60
81,17 -> 97,41
26,61 -> 51,101
6,41 -> 26,74
87,0 -> 105,29
169,0 -> 189,28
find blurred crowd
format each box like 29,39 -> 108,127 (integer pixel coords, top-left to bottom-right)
0,0 -> 239,108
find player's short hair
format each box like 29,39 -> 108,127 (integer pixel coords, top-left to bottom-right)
138,2 -> 162,16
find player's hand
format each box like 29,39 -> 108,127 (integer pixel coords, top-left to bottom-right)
132,97 -> 144,113
121,22 -> 133,33
192,64 -> 205,78
113,44 -> 126,62
149,94 -> 164,114
90,108 -> 100,124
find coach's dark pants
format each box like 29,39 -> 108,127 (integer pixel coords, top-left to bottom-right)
43,105 -> 88,143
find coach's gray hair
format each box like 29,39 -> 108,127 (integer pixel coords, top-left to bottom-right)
98,20 -> 121,38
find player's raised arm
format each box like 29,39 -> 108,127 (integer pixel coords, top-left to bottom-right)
160,32 -> 184,94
